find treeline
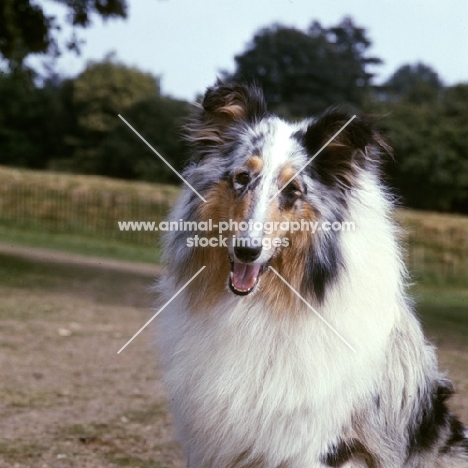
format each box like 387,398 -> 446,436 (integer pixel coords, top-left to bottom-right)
0,17 -> 467,213
372,76 -> 468,212
0,56 -> 191,184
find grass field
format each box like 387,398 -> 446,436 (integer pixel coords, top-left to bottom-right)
1,165 -> 468,285
0,224 -> 160,265
397,209 -> 468,287
0,166 -> 178,251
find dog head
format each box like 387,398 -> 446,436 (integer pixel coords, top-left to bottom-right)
177,82 -> 389,305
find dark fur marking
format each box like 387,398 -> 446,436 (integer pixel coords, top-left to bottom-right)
186,82 -> 268,164
202,82 -> 267,124
292,128 -> 306,143
250,132 -> 267,150
248,174 -> 262,192
440,416 -> 468,454
199,179 -> 222,196
407,381 -> 453,456
278,180 -> 304,211
323,439 -> 372,467
375,394 -> 381,410
221,170 -> 231,181
303,226 -> 343,303
303,108 -> 374,155
301,108 -> 384,190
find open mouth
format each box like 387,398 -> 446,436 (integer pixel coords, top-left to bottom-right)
228,261 -> 266,296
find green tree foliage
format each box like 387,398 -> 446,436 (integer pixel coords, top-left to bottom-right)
0,56 -> 191,183
65,57 -> 161,173
0,0 -> 127,70
0,73 -> 64,168
384,63 -> 443,101
97,95 -> 190,182
73,56 -> 159,133
226,17 -> 381,117
373,81 -> 468,212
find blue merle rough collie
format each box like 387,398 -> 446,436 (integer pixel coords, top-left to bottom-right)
157,82 -> 468,467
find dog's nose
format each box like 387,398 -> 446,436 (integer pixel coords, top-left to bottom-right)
234,245 -> 262,263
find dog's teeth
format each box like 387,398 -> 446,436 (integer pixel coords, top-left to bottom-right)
234,282 -> 256,293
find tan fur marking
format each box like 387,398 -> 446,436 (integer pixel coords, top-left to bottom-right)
183,181 -> 234,311
277,164 -> 299,188
245,155 -> 264,173
218,103 -> 245,119
185,244 -> 230,313
184,181 -> 254,313
254,196 -> 317,317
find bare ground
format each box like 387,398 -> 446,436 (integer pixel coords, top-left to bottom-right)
0,245 -> 466,468
0,246 -> 183,468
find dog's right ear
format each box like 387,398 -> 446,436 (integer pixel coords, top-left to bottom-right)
187,81 -> 267,147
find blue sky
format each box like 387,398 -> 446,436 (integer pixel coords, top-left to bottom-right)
37,0 -> 468,101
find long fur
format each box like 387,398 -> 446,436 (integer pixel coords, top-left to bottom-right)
157,82 -> 468,467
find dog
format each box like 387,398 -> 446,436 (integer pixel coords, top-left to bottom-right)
157,82 -> 468,467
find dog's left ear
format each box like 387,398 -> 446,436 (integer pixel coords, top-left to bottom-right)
302,109 -> 391,189
187,81 -> 267,147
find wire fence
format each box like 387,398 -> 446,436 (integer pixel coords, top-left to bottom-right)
0,183 -> 171,246
404,230 -> 468,287
0,182 -> 467,285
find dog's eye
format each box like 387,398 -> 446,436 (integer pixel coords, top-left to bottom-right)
234,172 -> 250,188
283,182 -> 301,200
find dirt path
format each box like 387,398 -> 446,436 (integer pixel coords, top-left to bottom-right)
0,244 -> 164,277
0,245 -> 466,468
0,246 -> 183,468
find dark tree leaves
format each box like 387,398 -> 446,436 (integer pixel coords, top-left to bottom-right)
384,63 -> 443,98
371,79 -> 468,212
225,17 -> 381,118
0,0 -> 127,69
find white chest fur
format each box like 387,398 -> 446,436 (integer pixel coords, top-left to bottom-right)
157,289 -> 392,467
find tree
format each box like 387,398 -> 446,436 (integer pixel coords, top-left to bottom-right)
65,56 -> 160,174
0,54 -> 191,183
384,63 -> 443,98
73,55 -> 159,133
0,0 -> 127,70
0,72 -> 64,168
97,95 -> 190,182
372,83 -> 468,212
225,17 -> 381,117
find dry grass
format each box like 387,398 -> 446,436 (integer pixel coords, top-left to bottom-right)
0,165 -> 178,249
0,166 -> 180,200
1,165 -> 467,284
396,209 -> 468,286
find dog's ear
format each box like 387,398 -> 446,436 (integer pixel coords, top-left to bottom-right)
302,108 -> 391,189
187,81 -> 267,147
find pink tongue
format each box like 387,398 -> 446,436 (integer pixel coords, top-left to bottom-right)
232,262 -> 261,292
